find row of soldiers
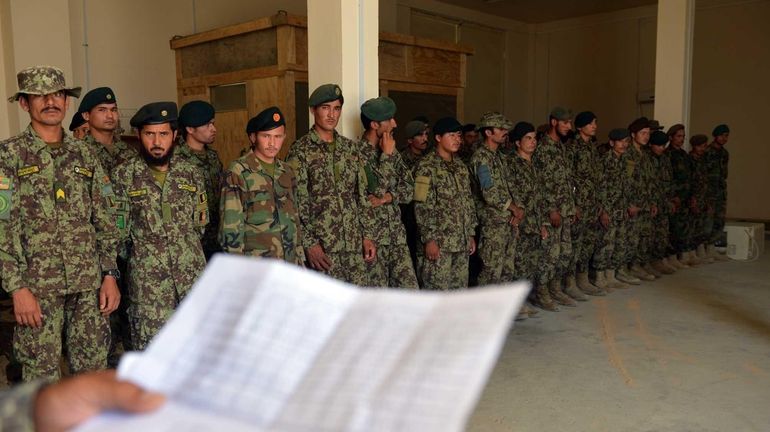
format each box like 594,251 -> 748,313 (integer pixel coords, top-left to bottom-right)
0,65 -> 730,383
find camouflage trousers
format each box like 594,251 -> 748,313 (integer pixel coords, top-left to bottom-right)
688,211 -> 710,248
616,216 -> 639,266
593,222 -> 618,271
572,216 -> 598,273
129,290 -> 183,351
324,251 -> 369,286
632,212 -> 653,264
477,223 -> 517,286
545,220 -> 573,278
417,250 -> 469,290
709,195 -> 727,244
515,232 -> 554,286
650,213 -> 670,260
366,243 -> 419,289
14,290 -> 109,381
669,208 -> 690,253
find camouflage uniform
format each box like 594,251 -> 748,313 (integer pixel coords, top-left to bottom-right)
219,152 -> 305,265
0,126 -> 117,380
594,151 -> 630,271
399,148 -> 423,172
362,141 -> 418,288
668,147 -> 692,255
398,148 -> 422,273
286,129 -> 376,285
570,135 -> 602,273
413,152 -> 477,289
176,142 -> 223,259
82,134 -> 136,175
111,154 -> 207,350
470,144 -> 517,286
704,143 -> 729,243
649,149 -> 674,261
0,379 -> 44,430
689,152 -> 709,248
623,144 -> 654,265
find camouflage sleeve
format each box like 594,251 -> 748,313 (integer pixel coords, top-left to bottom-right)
472,152 -> 512,212
461,166 -> 478,240
193,173 -> 208,238
0,158 -> 27,294
286,146 -> 319,249
0,379 -> 47,431
218,165 -> 246,254
533,145 -> 561,213
89,152 -> 120,273
288,170 -> 307,266
573,147 -> 594,207
357,153 -> 378,242
596,156 -> 611,213
413,162 -> 438,244
384,152 -> 414,205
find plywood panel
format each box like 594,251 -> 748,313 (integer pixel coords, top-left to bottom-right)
412,47 -> 462,86
213,110 -> 250,169
379,41 -> 409,81
179,28 -> 278,78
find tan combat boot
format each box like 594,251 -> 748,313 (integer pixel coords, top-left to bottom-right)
642,262 -> 663,278
577,272 -> 605,296
651,260 -> 675,275
605,269 -> 630,289
684,250 -> 702,266
593,270 -> 611,293
669,254 -> 690,269
549,278 -> 577,307
630,263 -> 656,281
616,267 -> 641,285
564,275 -> 589,301
531,283 -> 560,312
707,244 -> 730,262
526,302 -> 540,316
696,244 -> 714,264
660,257 -> 678,273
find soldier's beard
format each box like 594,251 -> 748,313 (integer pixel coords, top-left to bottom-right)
141,145 -> 175,167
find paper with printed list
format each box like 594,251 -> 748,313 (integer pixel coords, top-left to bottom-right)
76,255 -> 530,432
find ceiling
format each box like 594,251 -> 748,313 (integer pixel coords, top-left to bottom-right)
435,0 -> 658,23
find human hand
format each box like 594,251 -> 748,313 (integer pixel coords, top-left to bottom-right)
99,276 -> 121,318
425,240 -> 440,261
362,238 -> 377,263
379,131 -> 396,155
307,244 -> 333,271
468,237 -> 477,255
12,288 -> 42,328
599,211 -> 610,229
549,210 -> 562,228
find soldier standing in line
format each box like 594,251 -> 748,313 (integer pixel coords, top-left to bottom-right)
647,130 -> 678,274
458,123 -> 479,166
688,134 -> 714,264
0,66 -> 120,380
286,84 -> 377,285
666,124 -> 699,267
400,119 -> 429,171
359,97 -> 418,288
569,111 -> 605,296
111,102 -> 208,350
78,87 -> 136,174
177,100 -> 223,260
68,112 -> 89,139
219,107 -> 304,265
413,117 -> 477,290
508,122 -> 557,312
704,124 -> 731,261
534,107 -> 581,306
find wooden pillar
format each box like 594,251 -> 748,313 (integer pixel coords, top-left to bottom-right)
653,0 -> 695,129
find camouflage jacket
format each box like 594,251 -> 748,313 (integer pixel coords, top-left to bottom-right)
362,140 -> 414,246
83,134 -> 136,175
413,152 -> 477,252
470,144 -> 516,225
0,379 -> 45,431
624,144 -> 654,208
399,148 -> 423,172
597,151 -> 631,221
219,152 -> 305,265
176,142 -> 223,254
533,134 -> 576,216
668,147 -> 692,203
111,154 -> 207,301
0,125 -> 119,296
704,143 -> 729,201
507,153 -> 548,235
286,128 -> 376,253
570,135 -> 601,218
649,150 -> 675,214
689,153 -> 708,211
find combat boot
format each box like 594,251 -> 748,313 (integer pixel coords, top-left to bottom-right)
696,244 -> 714,264
577,272 -> 605,296
605,269 -> 630,289
660,257 -> 678,273
563,275 -> 589,301
515,308 -> 529,321
683,250 -> 702,266
669,254 -> 690,269
707,244 -> 730,262
616,267 -> 641,285
549,278 -> 577,307
651,260 -> 674,275
593,270 -> 610,293
531,283 -> 559,312
630,264 -> 656,281
525,302 -> 540,316
642,262 -> 662,278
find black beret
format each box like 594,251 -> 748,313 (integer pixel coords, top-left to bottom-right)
68,112 -> 86,131
608,128 -> 630,141
361,97 -> 396,121
628,117 -> 650,133
179,100 -> 215,128
78,87 -> 116,113
308,83 -> 343,107
574,111 -> 596,129
462,123 -> 476,133
247,106 -> 285,134
433,117 -> 462,135
648,119 -> 664,131
712,124 -> 729,137
690,134 -> 708,146
130,101 -> 178,128
510,121 -> 535,142
649,130 -> 669,146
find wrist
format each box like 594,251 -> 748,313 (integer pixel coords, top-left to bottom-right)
102,269 -> 121,280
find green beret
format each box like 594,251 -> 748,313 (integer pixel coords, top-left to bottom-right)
361,97 -> 396,122
404,120 -> 428,138
179,100 -> 215,128
712,124 -> 729,137
510,121 -> 535,142
433,117 -> 462,135
648,119 -> 664,131
628,117 -> 650,133
130,101 -> 178,128
247,106 -> 285,134
549,106 -> 573,121
308,83 -> 343,107
68,112 -> 86,131
574,111 -> 596,129
608,128 -> 630,141
649,130 -> 669,146
690,134 -> 708,147
78,87 -> 116,113
477,112 -> 513,130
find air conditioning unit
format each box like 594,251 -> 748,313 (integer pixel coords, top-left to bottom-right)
724,222 -> 765,261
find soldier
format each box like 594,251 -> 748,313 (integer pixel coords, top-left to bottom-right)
570,111 -> 604,296
400,119 -> 429,171
704,124 -> 730,261
286,84 -> 376,285
219,107 -> 304,265
413,117 -> 477,290
359,97 -> 418,288
111,102 -> 207,350
0,66 -> 120,380
688,134 -> 714,264
458,123 -> 479,166
78,87 -> 136,174
666,124 -> 697,266
508,122 -> 556,312
647,130 -> 678,274
68,112 -> 89,139
534,107 -> 581,306
177,100 -> 223,261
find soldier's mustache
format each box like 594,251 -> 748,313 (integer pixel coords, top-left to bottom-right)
42,107 -> 61,113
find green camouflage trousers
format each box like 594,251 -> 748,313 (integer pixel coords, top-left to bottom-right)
593,224 -> 616,271
324,251 -> 369,286
477,223 -> 517,286
516,232 -> 553,286
634,212 -> 653,264
650,213 -> 670,260
689,212 -> 710,248
616,216 -> 639,267
669,209 -> 690,253
129,293 -> 183,351
572,216 -> 597,273
366,243 -> 419,288
418,251 -> 469,290
709,197 -> 727,244
14,290 -> 109,381
545,221 -> 573,279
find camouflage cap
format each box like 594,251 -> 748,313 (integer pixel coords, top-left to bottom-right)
404,120 -> 428,138
8,65 -> 82,102
648,119 -> 664,131
361,96 -> 396,122
649,130 -> 669,146
78,87 -> 116,113
247,106 -> 285,134
477,112 -> 513,130
130,101 -> 178,128
549,106 -> 573,121
179,100 -> 215,128
308,83 -> 344,107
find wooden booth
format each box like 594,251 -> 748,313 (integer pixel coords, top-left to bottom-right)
170,12 -> 473,167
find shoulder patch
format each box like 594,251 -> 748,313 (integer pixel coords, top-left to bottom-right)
414,175 -> 431,202
0,177 -> 11,190
477,164 -> 493,190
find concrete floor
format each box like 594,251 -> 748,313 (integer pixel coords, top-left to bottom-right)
468,242 -> 770,432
